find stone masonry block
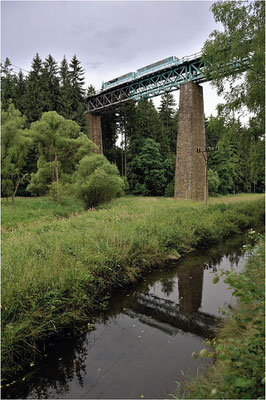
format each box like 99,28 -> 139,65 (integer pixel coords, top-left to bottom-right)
174,81 -> 206,201
86,112 -> 103,154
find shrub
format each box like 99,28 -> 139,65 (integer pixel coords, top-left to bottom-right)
72,154 -> 125,209
208,168 -> 220,196
164,181 -> 175,197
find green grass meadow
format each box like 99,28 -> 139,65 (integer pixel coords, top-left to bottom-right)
1,194 -> 265,380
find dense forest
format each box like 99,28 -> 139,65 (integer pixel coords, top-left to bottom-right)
1,0 -> 265,200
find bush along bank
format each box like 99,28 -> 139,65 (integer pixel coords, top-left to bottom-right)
180,233 -> 265,400
1,197 -> 265,380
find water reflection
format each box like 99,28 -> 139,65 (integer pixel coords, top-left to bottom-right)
3,231 -> 254,399
123,261 -> 217,339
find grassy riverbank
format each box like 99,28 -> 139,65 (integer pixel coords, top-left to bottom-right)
178,237 -> 265,400
1,194 -> 265,380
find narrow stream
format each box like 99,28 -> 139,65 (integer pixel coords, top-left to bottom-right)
3,232 -> 255,399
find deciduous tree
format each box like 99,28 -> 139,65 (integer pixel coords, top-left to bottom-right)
27,111 -> 95,201
203,1 -> 265,131
1,103 -> 32,202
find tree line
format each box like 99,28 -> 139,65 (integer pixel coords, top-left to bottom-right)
1,54 -> 89,133
1,1 -> 265,200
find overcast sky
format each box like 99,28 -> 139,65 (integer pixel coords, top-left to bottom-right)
1,0 -> 224,115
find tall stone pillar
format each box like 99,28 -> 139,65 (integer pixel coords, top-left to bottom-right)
86,112 -> 103,154
174,81 -> 206,201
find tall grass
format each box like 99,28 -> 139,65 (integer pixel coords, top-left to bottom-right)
1,194 -> 265,379
1,196 -> 83,231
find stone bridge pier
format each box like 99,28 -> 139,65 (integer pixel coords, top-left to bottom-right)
86,112 -> 103,154
174,81 -> 206,201
86,80 -> 206,201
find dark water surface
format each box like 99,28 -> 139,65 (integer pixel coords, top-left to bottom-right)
3,233 -> 254,399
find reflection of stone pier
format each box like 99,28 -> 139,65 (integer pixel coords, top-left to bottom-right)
178,264 -> 204,313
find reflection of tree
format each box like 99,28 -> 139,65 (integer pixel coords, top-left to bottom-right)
161,278 -> 175,296
228,251 -> 241,266
4,332 -> 89,399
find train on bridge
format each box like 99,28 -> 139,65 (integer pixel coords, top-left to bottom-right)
103,55 -> 180,90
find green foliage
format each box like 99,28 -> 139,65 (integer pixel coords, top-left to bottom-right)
207,115 -> 265,194
249,139 -> 265,192
164,181 -> 175,197
203,1 -> 265,129
3,53 -> 89,136
27,111 -> 95,200
72,154 -> 125,209
128,99 -> 160,158
1,103 -> 32,200
128,138 -> 167,196
185,234 -> 265,399
1,58 -> 17,111
158,92 -> 178,156
23,53 -> 46,123
57,56 -> 74,119
208,169 -> 220,196
42,54 -> 60,113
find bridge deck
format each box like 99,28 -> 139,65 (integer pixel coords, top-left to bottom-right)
87,53 -> 206,112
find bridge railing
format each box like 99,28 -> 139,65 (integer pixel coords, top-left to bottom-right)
180,51 -> 202,63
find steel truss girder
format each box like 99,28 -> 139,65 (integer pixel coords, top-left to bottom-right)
87,86 -> 130,112
87,55 -> 249,112
128,61 -> 205,101
87,58 -> 205,112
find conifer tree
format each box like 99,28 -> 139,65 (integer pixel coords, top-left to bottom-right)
23,53 -> 45,123
42,54 -> 60,112
14,71 -> 26,115
128,99 -> 159,158
69,55 -> 88,133
1,58 -> 17,110
69,54 -> 85,108
158,92 -> 177,155
87,84 -> 96,96
58,56 -> 72,119
74,103 -> 89,136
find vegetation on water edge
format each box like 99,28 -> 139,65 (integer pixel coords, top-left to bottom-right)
175,235 -> 265,400
1,195 -> 265,380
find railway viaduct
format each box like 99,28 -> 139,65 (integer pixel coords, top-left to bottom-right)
86,51 -> 246,202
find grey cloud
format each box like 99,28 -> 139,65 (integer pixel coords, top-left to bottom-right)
2,0 -> 218,96
94,25 -> 136,52
85,61 -> 103,70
